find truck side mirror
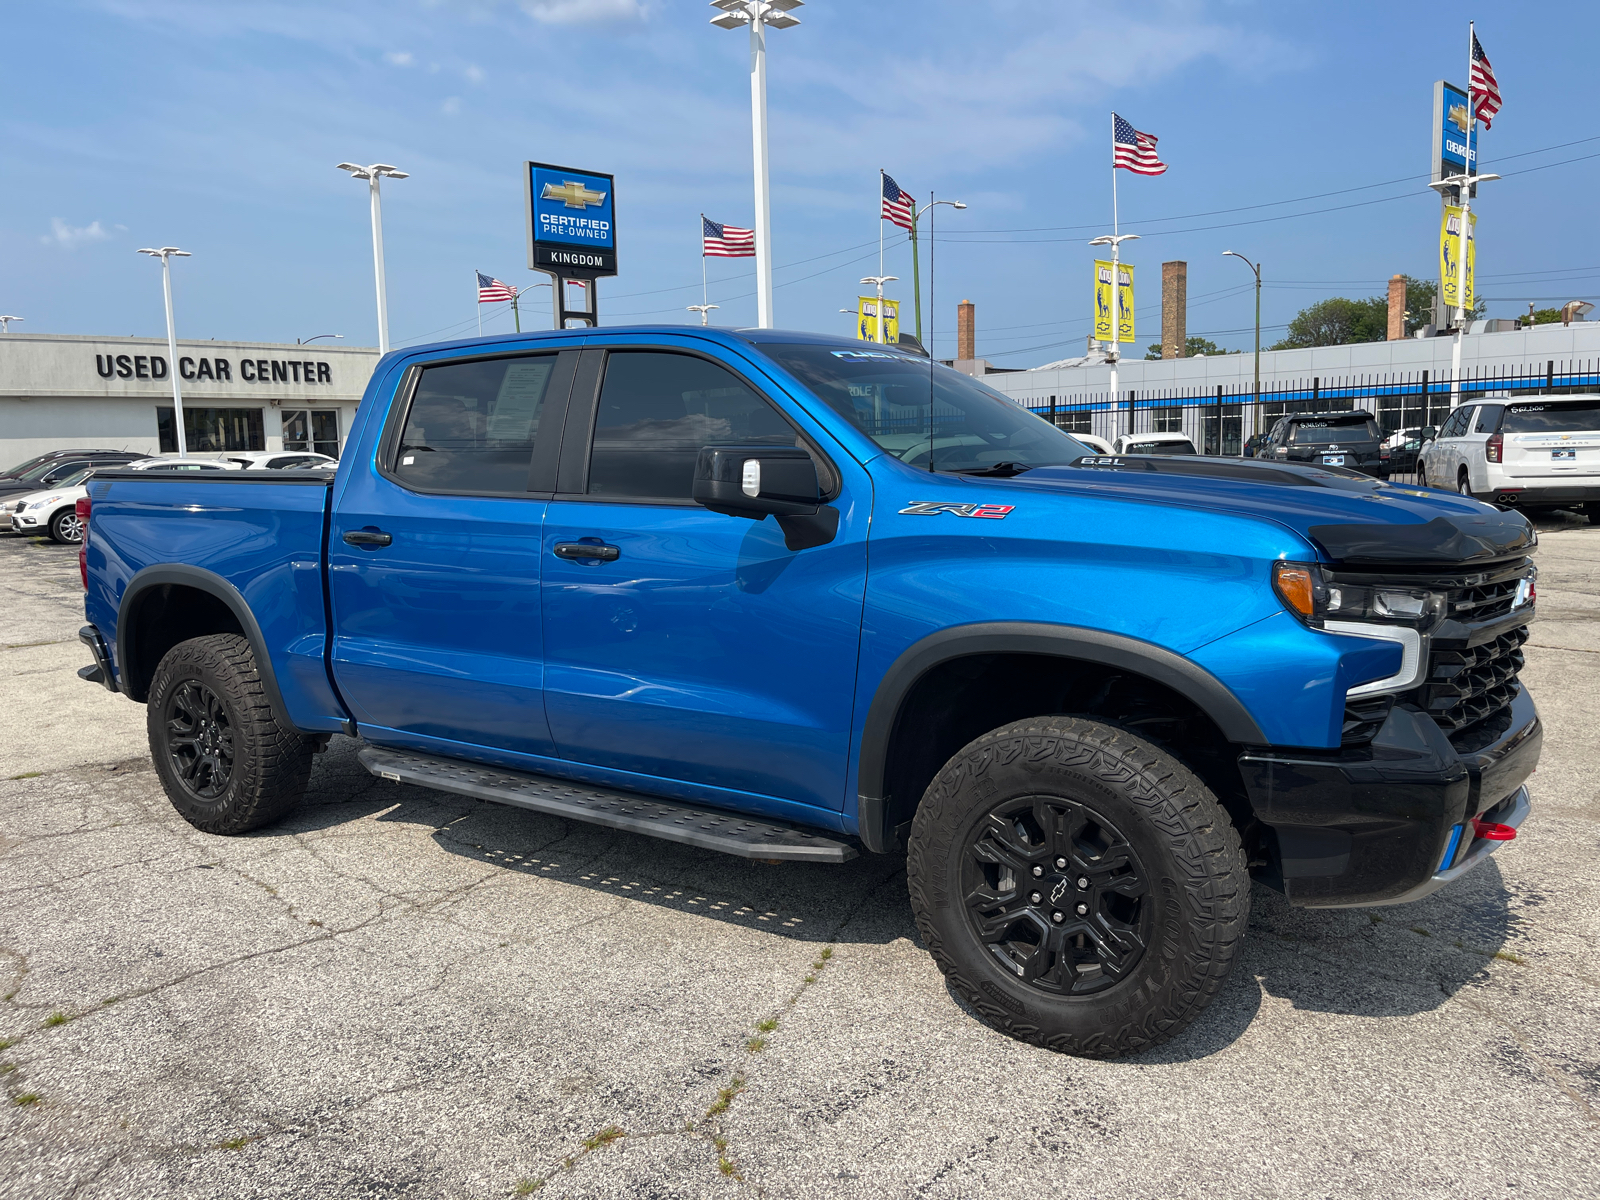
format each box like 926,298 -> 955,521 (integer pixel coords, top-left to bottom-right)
692,445 -> 838,551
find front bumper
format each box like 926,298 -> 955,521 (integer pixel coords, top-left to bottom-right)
1238,686 -> 1540,907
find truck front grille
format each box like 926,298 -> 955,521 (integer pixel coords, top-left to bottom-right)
1421,626 -> 1528,745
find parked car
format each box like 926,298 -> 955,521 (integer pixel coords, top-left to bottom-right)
5,467 -> 97,542
1258,411 -> 1385,476
1417,396 -> 1600,522
78,326 -> 1540,1059
220,451 -> 338,470
7,457 -> 237,541
1242,433 -> 1268,458
0,449 -> 145,502
1071,433 -> 1115,455
1380,427 -> 1428,477
1110,431 -> 1197,455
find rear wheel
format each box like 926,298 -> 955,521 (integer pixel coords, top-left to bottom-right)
906,716 -> 1248,1058
48,507 -> 83,544
147,634 -> 315,834
1457,469 -> 1474,498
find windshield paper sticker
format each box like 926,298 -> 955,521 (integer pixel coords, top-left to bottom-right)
899,501 -> 1015,519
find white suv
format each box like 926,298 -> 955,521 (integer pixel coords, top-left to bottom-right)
1419,395 -> 1600,522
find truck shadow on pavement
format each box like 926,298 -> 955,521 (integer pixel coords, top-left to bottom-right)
287,741 -> 1519,1061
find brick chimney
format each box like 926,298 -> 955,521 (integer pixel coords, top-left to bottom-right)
1387,274 -> 1407,340
1162,262 -> 1187,358
957,299 -> 975,361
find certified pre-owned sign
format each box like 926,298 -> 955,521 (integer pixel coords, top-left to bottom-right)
524,161 -> 617,278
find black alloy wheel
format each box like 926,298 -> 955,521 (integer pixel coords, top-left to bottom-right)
164,680 -> 236,801
962,795 -> 1150,995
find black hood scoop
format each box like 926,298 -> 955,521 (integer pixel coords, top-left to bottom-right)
1308,513 -> 1535,567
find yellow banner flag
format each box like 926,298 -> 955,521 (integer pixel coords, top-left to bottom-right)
1093,260 -> 1135,343
858,296 -> 900,344
1439,206 -> 1476,311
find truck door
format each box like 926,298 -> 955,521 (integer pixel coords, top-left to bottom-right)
539,345 -> 869,818
327,349 -> 574,757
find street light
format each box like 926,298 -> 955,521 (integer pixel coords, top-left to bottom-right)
861,275 -> 898,346
709,0 -> 802,329
0,316 -> 21,333
1428,171 -> 1500,405
915,195 -> 965,353
1222,251 -> 1262,408
137,246 -> 193,458
335,162 -> 409,354
298,334 -> 343,345
687,303 -> 720,326
1088,232 -> 1139,404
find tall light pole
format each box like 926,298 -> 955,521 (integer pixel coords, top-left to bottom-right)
861,275 -> 897,345
0,316 -> 21,333
298,333 -> 343,345
1088,232 -> 1139,405
915,195 -> 965,350
1222,251 -> 1262,409
1429,171 -> 1500,406
335,162 -> 409,354
710,0 -> 802,329
137,247 -> 193,457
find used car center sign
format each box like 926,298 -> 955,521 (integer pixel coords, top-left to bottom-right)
93,353 -> 336,384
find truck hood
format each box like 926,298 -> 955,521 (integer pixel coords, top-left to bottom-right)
1012,456 -> 1535,567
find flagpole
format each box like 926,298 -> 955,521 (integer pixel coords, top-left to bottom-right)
475,270 -> 482,337
1109,112 -> 1120,408
1451,21 -> 1476,408
878,169 -> 885,282
700,214 -> 709,311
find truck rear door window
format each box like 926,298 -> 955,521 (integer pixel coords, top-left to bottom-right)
394,355 -> 556,493
588,351 -> 795,500
1500,402 -> 1600,433
1289,416 -> 1380,445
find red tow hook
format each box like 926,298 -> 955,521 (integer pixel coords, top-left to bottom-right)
1471,817 -> 1517,842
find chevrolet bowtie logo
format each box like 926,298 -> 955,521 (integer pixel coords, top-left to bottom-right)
542,180 -> 607,209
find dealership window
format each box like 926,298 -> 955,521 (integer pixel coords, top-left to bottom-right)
1053,409 -> 1092,434
157,407 -> 265,453
282,409 -> 341,457
1151,406 -> 1184,433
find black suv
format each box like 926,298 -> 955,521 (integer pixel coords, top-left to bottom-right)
0,450 -> 145,501
1258,411 -> 1385,477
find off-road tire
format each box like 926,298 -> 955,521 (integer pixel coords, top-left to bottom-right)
48,507 -> 83,544
906,716 -> 1248,1059
147,634 -> 315,834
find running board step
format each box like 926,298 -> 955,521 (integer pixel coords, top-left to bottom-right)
357,746 -> 857,864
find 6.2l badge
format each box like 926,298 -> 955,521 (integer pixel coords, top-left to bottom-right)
898,501 -> 1015,519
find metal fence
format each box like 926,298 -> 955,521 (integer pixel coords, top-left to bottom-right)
1024,358 -> 1600,457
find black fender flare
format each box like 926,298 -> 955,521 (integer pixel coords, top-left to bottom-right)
116,564 -> 295,725
854,621 -> 1268,852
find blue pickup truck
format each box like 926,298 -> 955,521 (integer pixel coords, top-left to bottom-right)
76,326 -> 1540,1057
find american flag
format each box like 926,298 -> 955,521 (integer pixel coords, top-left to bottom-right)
702,216 -> 755,258
881,173 -> 915,231
476,272 -> 517,303
1112,114 -> 1167,176
1470,31 -> 1502,129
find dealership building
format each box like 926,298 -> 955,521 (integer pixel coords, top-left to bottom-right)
0,333 -> 381,467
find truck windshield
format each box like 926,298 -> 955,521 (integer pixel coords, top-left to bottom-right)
1,454 -> 56,480
759,344 -> 1090,473
1500,401 -> 1600,433
1290,416 -> 1380,445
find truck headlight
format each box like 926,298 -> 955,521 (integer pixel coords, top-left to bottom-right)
1274,561 -> 1444,631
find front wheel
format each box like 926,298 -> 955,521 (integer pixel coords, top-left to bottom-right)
49,507 -> 83,544
147,634 -> 316,834
906,716 -> 1248,1058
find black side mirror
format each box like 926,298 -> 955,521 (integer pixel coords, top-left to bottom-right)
692,445 -> 838,551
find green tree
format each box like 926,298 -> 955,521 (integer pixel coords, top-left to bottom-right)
1272,274 -> 1483,349
1527,307 -> 1564,326
1144,336 -> 1238,360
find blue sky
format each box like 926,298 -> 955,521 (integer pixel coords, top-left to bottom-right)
4,1 -> 1598,366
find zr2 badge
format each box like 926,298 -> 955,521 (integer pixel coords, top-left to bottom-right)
898,501 -> 1015,520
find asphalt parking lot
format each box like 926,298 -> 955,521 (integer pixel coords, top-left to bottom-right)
1,519 -> 1597,1199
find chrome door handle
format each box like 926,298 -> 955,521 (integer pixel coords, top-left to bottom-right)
554,542 -> 620,562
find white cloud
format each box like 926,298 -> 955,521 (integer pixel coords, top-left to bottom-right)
40,219 -> 111,249
384,50 -> 414,66
442,96 -> 463,115
520,0 -> 644,24
464,63 -> 486,84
